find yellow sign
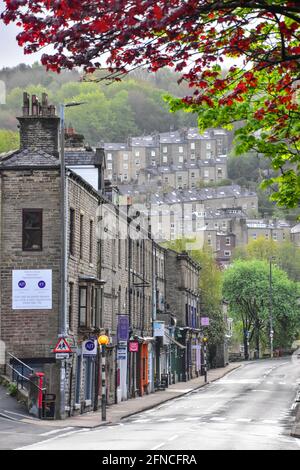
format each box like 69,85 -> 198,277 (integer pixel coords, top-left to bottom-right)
98,335 -> 109,346
203,337 -> 208,343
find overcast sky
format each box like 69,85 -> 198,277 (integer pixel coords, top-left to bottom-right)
0,1 -> 45,68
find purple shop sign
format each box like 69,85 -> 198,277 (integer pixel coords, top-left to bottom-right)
201,317 -> 210,326
117,315 -> 129,342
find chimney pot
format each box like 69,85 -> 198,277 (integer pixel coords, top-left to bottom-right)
17,93 -> 60,157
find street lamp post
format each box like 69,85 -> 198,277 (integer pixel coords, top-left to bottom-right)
93,280 -> 107,412
59,101 -> 86,419
98,334 -> 110,421
203,336 -> 208,383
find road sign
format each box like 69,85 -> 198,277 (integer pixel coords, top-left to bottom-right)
117,347 -> 127,361
56,353 -> 70,359
83,339 -> 97,356
53,337 -> 72,353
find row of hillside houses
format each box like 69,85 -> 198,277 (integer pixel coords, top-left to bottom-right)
51,123 -> 298,271
103,128 -> 229,188
0,94 -> 218,419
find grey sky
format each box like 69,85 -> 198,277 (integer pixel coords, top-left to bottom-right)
0,0 -> 45,68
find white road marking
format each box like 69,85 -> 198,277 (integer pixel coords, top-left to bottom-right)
40,427 -> 74,436
184,417 -> 202,421
151,442 -> 165,450
251,390 -> 272,393
279,382 -> 286,385
236,418 -> 252,423
132,419 -> 151,423
3,410 -> 36,420
214,388 -> 225,395
157,418 -> 176,422
168,435 -> 179,442
210,417 -> 226,422
18,429 -> 87,448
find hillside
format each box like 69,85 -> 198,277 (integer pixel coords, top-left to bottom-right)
0,64 -> 197,146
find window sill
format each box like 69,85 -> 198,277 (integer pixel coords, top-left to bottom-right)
84,399 -> 92,407
74,403 -> 81,410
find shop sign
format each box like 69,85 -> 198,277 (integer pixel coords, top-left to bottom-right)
153,321 -> 165,337
117,315 -> 129,342
129,341 -> 139,353
117,347 -> 127,361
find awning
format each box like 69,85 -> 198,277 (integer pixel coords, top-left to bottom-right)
164,333 -> 186,349
130,335 -> 155,343
79,275 -> 106,285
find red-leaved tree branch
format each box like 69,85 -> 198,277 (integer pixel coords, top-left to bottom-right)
2,1 -> 300,206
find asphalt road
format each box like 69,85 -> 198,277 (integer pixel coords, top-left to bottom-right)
16,357 -> 300,451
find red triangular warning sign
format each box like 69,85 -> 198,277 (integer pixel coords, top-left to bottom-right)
53,337 -> 72,353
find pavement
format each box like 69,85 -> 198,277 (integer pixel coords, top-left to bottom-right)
0,382 -> 36,423
7,362 -> 242,428
291,394 -> 300,438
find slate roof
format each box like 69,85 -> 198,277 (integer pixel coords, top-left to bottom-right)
104,143 -> 130,151
246,219 -> 291,229
291,223 -> 300,234
0,148 -> 59,168
131,135 -> 158,147
65,148 -> 96,166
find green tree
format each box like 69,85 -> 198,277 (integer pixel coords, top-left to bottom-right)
0,129 -> 19,153
223,260 -> 300,359
233,238 -> 300,282
163,239 -> 225,367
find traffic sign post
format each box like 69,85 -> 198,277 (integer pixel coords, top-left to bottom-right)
53,337 -> 72,420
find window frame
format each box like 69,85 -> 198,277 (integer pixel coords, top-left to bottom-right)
79,286 -> 88,327
69,208 -> 75,256
22,208 -> 43,252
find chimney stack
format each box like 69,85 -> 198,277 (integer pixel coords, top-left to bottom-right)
17,92 -> 60,157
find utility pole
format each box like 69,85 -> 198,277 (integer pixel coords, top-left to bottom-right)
203,336 -> 208,383
59,101 -> 86,419
93,281 -> 106,412
269,258 -> 274,359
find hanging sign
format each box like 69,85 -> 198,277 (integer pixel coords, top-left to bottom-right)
129,341 -> 139,353
153,321 -> 165,337
117,315 -> 129,342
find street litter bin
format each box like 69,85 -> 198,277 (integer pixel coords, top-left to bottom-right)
42,393 -> 56,419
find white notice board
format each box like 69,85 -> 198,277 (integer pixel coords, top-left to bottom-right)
12,270 -> 52,310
